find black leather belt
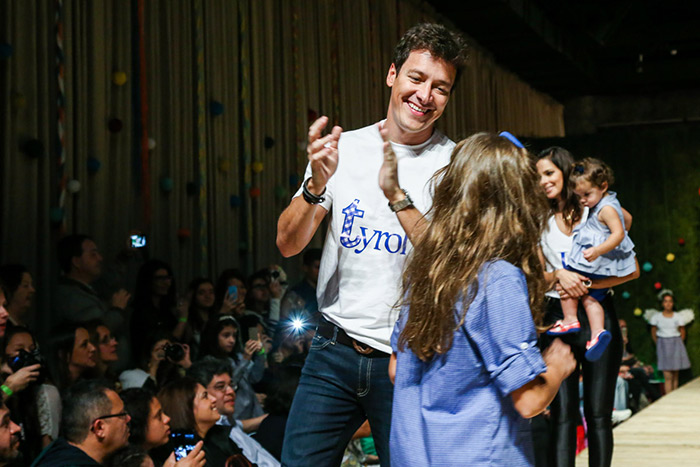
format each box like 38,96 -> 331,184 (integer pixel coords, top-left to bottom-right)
316,318 -> 391,358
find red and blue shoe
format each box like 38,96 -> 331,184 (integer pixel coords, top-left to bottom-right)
585,330 -> 612,361
546,320 -> 581,336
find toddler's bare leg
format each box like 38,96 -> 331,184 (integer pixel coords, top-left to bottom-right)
581,295 -> 604,339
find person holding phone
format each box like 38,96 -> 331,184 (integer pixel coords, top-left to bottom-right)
158,377 -> 254,466
200,316 -> 265,420
118,388 -> 206,467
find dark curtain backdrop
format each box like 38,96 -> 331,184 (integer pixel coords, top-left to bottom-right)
1,0 -> 564,335
530,125 -> 700,377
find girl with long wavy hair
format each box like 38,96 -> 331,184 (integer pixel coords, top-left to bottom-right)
389,133 -> 576,466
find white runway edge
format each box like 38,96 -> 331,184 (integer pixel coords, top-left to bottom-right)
576,376 -> 700,466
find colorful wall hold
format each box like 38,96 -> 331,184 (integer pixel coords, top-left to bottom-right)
177,228 -> 191,240
252,161 -> 264,173
66,179 -> 81,194
633,307 -> 642,317
249,187 -> 261,198
642,261 -> 653,272
666,253 -> 675,262
160,177 -> 174,193
209,100 -> 224,116
621,291 -> 631,300
108,118 -> 123,133
654,281 -> 662,290
49,207 -> 64,223
20,139 -> 45,158
678,237 -> 685,246
218,159 -> 231,173
112,71 -> 127,85
87,157 -> 101,174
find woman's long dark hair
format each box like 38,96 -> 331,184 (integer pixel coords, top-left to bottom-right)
199,315 -> 240,361
158,377 -> 198,433
537,146 -> 582,228
45,322 -> 86,393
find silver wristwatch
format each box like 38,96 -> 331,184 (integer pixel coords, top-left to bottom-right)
388,189 -> 413,212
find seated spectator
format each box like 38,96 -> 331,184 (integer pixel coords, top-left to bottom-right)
183,278 -> 217,360
158,377 -> 254,466
119,388 -> 205,466
214,269 -> 247,318
246,268 -> 285,329
32,380 -> 130,466
0,401 -> 21,466
45,323 -> 97,393
120,331 -> 191,391
0,264 -> 35,329
104,445 -> 154,467
279,248 -> 320,326
130,260 -> 187,362
1,326 -> 61,457
619,318 -> 660,412
54,235 -> 131,367
200,316 -> 265,420
253,365 -> 301,461
188,356 -> 279,466
86,321 -> 120,383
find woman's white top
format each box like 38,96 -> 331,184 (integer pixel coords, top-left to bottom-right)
540,208 -> 589,299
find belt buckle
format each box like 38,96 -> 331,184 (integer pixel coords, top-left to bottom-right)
352,340 -> 374,355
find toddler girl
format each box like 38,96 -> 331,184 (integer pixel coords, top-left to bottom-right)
547,158 -> 636,361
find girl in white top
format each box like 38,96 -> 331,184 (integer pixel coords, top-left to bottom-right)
645,290 -> 694,394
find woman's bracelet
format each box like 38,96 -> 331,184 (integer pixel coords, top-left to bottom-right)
0,385 -> 13,397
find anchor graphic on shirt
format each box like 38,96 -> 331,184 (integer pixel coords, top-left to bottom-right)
339,199 -> 408,255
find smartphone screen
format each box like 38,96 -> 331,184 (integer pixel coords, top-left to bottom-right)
170,431 -> 196,461
248,327 -> 259,341
130,234 -> 147,248
227,285 -> 238,302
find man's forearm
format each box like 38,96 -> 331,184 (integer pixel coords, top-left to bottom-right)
276,197 -> 326,257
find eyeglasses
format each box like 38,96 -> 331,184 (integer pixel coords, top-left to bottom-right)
213,382 -> 239,392
92,412 -> 129,424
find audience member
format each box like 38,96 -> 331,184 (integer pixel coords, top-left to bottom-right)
46,323 -> 97,393
214,269 -> 247,318
0,264 -> 35,329
618,318 -> 660,412
188,357 -> 279,466
200,316 -> 265,420
253,366 -> 302,461
279,248 -> 321,326
120,331 -> 191,391
131,260 -> 187,362
246,269 -> 282,328
86,321 -> 120,383
2,326 -> 61,458
183,278 -> 217,360
54,235 -> 131,369
0,402 -> 21,466
158,377 -> 253,466
32,380 -> 130,466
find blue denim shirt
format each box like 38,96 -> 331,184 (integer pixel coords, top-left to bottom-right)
390,260 -> 546,466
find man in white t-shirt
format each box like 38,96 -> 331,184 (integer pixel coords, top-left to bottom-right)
277,23 -> 467,466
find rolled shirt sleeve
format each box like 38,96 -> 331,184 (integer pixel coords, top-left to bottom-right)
465,267 -> 547,397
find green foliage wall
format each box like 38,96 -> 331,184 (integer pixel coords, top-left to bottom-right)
532,125 -> 700,379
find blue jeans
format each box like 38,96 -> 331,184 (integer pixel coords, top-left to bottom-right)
281,328 -> 394,466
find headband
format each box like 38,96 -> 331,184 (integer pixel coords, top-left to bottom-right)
499,131 -> 524,149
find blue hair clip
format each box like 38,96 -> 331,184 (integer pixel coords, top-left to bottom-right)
499,131 -> 525,149
573,165 -> 585,174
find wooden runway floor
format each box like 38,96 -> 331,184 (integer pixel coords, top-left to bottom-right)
576,376 -> 700,466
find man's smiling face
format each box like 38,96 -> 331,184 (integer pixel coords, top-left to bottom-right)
385,49 -> 456,145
